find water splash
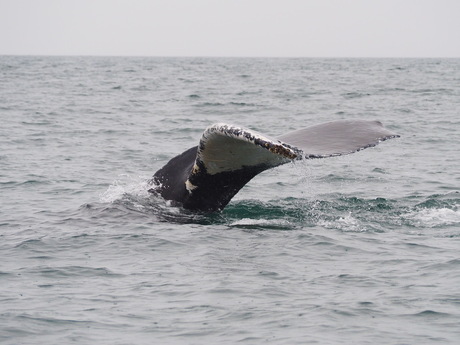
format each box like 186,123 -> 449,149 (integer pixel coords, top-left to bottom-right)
318,212 -> 364,232
98,176 -> 460,234
99,174 -> 150,204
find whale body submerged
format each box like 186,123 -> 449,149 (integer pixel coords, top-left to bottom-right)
149,120 -> 399,212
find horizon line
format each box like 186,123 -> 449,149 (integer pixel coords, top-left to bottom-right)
1,53 -> 459,59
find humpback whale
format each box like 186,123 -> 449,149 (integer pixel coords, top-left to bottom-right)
149,120 -> 399,212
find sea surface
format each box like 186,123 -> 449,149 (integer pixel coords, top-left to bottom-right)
1,56 -> 459,344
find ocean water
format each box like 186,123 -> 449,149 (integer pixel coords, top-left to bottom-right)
1,56 -> 459,344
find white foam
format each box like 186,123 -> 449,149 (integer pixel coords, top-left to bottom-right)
406,208 -> 460,228
318,212 -> 364,232
230,218 -> 291,228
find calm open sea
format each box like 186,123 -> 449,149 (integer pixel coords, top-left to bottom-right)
1,56 -> 459,344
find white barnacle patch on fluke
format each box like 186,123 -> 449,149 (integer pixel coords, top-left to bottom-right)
191,164 -> 200,175
185,179 -> 198,193
196,123 -> 299,175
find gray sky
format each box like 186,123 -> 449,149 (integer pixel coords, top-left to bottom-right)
1,0 -> 459,57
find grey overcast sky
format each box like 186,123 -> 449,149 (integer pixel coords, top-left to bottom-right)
1,0 -> 459,57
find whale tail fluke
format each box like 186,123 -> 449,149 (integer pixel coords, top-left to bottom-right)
150,120 -> 399,212
278,120 -> 399,158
